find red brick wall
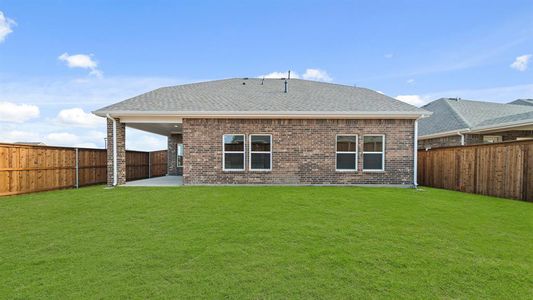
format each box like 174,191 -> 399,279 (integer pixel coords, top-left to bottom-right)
183,119 -> 415,185
418,130 -> 533,149
418,135 -> 462,149
106,118 -> 126,186
167,134 -> 183,175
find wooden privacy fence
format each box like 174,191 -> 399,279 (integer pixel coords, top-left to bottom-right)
418,140 -> 533,201
0,143 -> 168,196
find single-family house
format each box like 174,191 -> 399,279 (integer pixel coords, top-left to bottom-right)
418,98 -> 533,149
93,78 -> 430,186
509,99 -> 533,106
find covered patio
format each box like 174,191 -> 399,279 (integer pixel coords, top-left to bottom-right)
104,115 -> 183,186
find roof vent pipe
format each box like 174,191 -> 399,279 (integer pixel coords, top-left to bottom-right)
288,70 -> 291,79
284,80 -> 288,93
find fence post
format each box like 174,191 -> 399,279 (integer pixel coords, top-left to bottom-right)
148,152 -> 151,178
75,148 -> 79,189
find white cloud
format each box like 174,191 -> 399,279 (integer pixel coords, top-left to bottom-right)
58,53 -> 102,77
126,128 -> 167,151
56,108 -> 102,127
45,132 -> 80,145
74,142 -> 97,148
1,130 -> 40,143
384,53 -> 393,59
259,68 -> 332,82
302,69 -> 332,82
510,54 -> 531,71
260,71 -> 299,79
0,102 -> 40,123
0,11 -> 15,43
407,79 -> 415,84
395,95 -> 428,107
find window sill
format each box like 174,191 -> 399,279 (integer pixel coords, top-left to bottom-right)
249,169 -> 272,172
336,170 -> 358,173
362,170 -> 385,173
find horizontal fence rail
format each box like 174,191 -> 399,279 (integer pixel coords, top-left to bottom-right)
418,140 -> 533,201
0,143 -> 168,196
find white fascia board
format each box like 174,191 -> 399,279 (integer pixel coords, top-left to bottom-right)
468,120 -> 533,133
94,110 -> 431,119
418,128 -> 471,140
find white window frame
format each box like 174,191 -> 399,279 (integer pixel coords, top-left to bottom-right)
177,143 -> 184,167
483,135 -> 503,143
249,134 -> 272,172
363,134 -> 385,172
222,134 -> 245,171
335,134 -> 358,172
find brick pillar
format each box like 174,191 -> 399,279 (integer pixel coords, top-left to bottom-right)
167,133 -> 183,175
107,118 -> 127,186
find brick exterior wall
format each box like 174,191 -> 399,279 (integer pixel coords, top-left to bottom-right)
106,118 -> 126,186
167,134 -> 183,175
182,119 -> 415,185
418,135 -> 462,149
418,130 -> 533,149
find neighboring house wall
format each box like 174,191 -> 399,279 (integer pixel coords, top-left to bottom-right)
418,135 -> 462,149
182,118 -> 415,185
418,130 -> 533,149
106,118 -> 126,186
167,134 -> 183,175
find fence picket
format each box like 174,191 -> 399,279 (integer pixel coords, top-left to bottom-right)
418,140 -> 533,201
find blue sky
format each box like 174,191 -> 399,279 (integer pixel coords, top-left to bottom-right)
1,0 -> 532,150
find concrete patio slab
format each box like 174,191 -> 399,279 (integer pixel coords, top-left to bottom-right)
123,175 -> 183,186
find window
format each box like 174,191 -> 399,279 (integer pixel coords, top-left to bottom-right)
363,135 -> 385,171
336,135 -> 357,171
177,143 -> 184,167
249,134 -> 272,171
483,135 -> 502,143
223,134 -> 245,171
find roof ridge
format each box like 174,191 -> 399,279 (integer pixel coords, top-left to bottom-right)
442,99 -> 473,128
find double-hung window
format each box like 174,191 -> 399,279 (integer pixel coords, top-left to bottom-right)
249,134 -> 272,171
336,135 -> 357,171
363,135 -> 385,171
177,143 -> 184,167
223,134 -> 245,171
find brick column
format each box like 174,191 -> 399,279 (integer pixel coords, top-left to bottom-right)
107,118 -> 126,186
167,133 -> 183,175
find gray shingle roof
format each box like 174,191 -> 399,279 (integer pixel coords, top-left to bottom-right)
509,99 -> 533,106
93,78 -> 428,117
419,98 -> 533,136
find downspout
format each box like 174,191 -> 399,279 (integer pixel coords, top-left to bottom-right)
106,114 -> 118,186
413,119 -> 419,188
457,132 -> 465,146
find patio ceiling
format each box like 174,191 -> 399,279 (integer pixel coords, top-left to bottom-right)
126,123 -> 182,136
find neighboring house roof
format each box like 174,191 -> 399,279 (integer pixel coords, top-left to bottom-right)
13,142 -> 47,146
509,99 -> 533,106
419,98 -> 533,137
93,78 -> 429,118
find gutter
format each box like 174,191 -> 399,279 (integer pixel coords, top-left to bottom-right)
106,114 -> 118,186
93,110 -> 432,119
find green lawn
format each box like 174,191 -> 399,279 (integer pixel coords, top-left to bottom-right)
0,186 -> 532,299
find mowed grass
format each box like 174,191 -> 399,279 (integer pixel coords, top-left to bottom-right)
0,186 -> 532,299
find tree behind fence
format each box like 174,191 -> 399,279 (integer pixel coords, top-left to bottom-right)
0,143 -> 168,196
418,140 -> 533,201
